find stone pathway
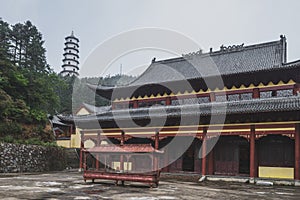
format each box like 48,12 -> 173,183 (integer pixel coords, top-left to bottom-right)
0,171 -> 300,199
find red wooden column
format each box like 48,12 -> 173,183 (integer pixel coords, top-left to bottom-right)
79,130 -> 84,170
133,100 -> 138,108
253,88 -> 260,99
209,92 -> 216,102
120,131 -> 125,171
201,127 -> 208,176
154,132 -> 159,172
250,125 -> 256,179
293,84 -> 300,96
295,123 -> 300,180
166,97 -> 171,106
155,132 -> 159,150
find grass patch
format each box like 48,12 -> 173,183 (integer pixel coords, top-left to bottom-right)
0,136 -> 58,147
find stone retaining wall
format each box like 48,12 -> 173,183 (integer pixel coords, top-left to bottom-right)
0,143 -> 66,173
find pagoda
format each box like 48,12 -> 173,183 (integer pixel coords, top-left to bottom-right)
60,31 -> 80,76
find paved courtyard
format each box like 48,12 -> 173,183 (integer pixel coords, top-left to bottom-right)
0,171 -> 300,199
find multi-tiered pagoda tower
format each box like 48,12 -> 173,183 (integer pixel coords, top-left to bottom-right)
60,31 -> 80,76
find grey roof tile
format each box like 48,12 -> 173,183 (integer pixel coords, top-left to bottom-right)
69,96 -> 300,122
124,39 -> 285,87
82,103 -> 111,114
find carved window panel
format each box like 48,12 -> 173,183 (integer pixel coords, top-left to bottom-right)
277,89 -> 293,97
241,93 -> 252,100
228,94 -> 240,101
182,98 -> 198,105
197,97 -> 210,104
260,91 -> 272,99
216,95 -> 227,102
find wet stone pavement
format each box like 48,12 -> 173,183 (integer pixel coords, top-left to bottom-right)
0,171 -> 300,199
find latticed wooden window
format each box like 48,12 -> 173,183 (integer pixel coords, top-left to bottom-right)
171,99 -> 180,106
277,89 -> 293,97
182,98 -> 198,105
228,94 -> 240,101
241,93 -> 252,100
216,95 -> 227,102
260,91 -> 272,98
197,97 -> 210,104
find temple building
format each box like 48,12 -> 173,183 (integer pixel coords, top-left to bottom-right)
59,35 -> 300,182
60,31 -> 80,76
53,103 -> 108,148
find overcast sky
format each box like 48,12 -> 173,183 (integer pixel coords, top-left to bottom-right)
1,0 -> 300,77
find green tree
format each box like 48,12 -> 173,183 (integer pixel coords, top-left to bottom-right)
0,19 -> 62,141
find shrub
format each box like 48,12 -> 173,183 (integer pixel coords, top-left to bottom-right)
0,121 -> 22,137
1,135 -> 14,143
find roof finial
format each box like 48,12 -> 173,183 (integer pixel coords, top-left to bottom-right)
280,34 -> 286,42
152,57 -> 156,63
71,31 -> 74,36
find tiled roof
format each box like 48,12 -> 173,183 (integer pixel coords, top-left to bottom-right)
50,115 -> 69,126
82,103 -> 111,114
91,37 -> 286,93
128,40 -> 285,86
71,96 -> 300,122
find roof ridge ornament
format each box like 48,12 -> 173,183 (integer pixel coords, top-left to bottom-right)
220,43 -> 244,52
152,57 -> 156,63
182,49 -> 203,58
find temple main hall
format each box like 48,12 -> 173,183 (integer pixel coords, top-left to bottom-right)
59,35 -> 300,182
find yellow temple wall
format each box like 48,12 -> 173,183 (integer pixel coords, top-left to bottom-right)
259,166 -> 294,179
56,140 -> 71,148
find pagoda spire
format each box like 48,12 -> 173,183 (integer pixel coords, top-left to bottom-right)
60,31 -> 80,76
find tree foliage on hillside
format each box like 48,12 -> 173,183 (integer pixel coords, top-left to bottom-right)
0,18 -> 136,142
0,19 -> 61,141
